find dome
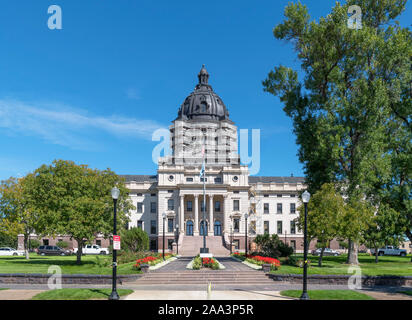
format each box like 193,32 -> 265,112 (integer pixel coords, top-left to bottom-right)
176,65 -> 230,121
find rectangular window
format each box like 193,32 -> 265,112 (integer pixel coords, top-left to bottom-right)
234,218 -> 240,232
233,200 -> 240,211
150,220 -> 156,234
264,221 -> 269,234
168,218 -> 174,232
290,194 -> 296,198
214,177 -> 222,183
168,190 -> 173,193
137,221 -> 143,229
290,240 -> 296,250
150,202 -> 156,213
277,194 -> 282,198
233,240 -> 240,250
137,202 -> 143,213
137,193 -> 142,196
168,239 -> 174,250
277,221 -> 283,234
264,203 -> 269,214
96,240 -> 102,247
151,193 -> 156,197
43,239 -> 49,246
186,177 -> 193,182
187,201 -> 192,212
277,203 -> 283,214
290,221 -> 296,234
150,239 -> 157,251
215,201 -> 221,212
200,177 -> 207,182
168,199 -> 174,211
290,203 -> 296,214
264,194 -> 269,198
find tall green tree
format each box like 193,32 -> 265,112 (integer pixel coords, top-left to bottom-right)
263,0 -> 411,264
28,160 -> 134,264
297,183 -> 345,267
121,227 -> 149,252
0,175 -> 38,259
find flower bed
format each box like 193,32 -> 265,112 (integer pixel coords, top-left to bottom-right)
189,255 -> 222,270
232,252 -> 281,270
132,253 -> 173,271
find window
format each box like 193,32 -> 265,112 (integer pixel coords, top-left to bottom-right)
150,220 -> 156,234
264,194 -> 269,198
233,219 -> 240,232
264,203 -> 269,214
214,177 -> 222,183
96,240 -> 102,247
290,194 -> 296,198
137,202 -> 143,213
137,221 -> 143,229
150,202 -> 156,213
233,240 -> 240,250
201,201 -> 206,212
137,193 -> 142,196
277,203 -> 283,214
233,200 -> 240,211
290,203 -> 296,214
200,177 -> 207,182
277,221 -> 283,234
186,177 -> 193,182
277,194 -> 282,198
150,239 -> 157,251
264,221 -> 270,234
43,239 -> 49,246
168,239 -> 174,250
168,190 -> 173,193
151,193 -> 156,197
187,201 -> 192,212
233,190 -> 239,194
290,221 -> 296,234
168,199 -> 174,211
168,218 -> 174,232
290,240 -> 296,250
215,201 -> 221,212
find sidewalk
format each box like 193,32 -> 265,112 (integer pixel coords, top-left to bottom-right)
0,289 -> 45,300
124,290 -> 292,300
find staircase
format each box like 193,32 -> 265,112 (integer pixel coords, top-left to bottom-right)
180,236 -> 230,256
136,271 -> 273,285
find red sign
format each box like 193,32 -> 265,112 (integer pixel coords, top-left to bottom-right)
113,235 -> 121,250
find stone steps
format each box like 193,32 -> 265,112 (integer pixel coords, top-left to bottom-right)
180,236 -> 230,256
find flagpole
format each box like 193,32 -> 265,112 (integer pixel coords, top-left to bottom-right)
200,133 -> 208,254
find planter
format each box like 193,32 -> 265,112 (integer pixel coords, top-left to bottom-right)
262,264 -> 271,273
140,264 -> 149,273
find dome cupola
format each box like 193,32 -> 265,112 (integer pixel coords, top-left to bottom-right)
177,65 -> 230,121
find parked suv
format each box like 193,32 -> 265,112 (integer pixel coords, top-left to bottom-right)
37,245 -> 72,256
311,248 -> 341,256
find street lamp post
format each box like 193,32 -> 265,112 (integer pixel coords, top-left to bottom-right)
244,213 -> 248,256
175,223 -> 179,255
109,186 -> 120,301
162,213 -> 166,261
300,190 -> 311,301
230,221 -> 233,255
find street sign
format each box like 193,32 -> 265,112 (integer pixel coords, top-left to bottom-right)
113,235 -> 121,250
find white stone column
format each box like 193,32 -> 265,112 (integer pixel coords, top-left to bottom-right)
194,194 -> 199,234
180,195 -> 184,234
223,194 -> 229,233
209,195 -> 214,233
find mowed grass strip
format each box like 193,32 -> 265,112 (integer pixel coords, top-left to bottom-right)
32,288 -> 134,300
280,290 -> 375,300
0,253 -> 140,275
398,290 -> 412,296
272,254 -> 412,276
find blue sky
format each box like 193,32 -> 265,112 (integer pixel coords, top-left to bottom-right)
0,0 -> 410,180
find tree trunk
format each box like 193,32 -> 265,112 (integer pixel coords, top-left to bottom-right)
318,246 -> 326,267
75,239 -> 84,265
374,245 -> 379,263
406,230 -> 412,262
347,240 -> 359,265
24,233 -> 30,260
347,239 -> 352,263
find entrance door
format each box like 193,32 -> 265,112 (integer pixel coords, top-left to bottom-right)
186,221 -> 193,236
214,221 -> 222,236
200,221 -> 208,236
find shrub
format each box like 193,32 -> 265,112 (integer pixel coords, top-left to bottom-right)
29,239 -> 41,251
121,227 -> 149,252
192,256 -> 202,270
94,255 -> 111,269
56,241 -> 69,249
283,255 -> 299,267
253,234 -> 293,258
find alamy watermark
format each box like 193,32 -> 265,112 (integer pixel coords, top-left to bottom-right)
347,265 -> 362,290
47,5 -> 62,30
347,5 -> 362,30
47,265 -> 62,290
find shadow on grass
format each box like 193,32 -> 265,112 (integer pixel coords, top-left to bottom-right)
0,256 -> 95,266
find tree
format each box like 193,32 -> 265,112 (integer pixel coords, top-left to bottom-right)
263,0 -> 411,264
0,175 -> 38,259
363,203 -> 403,263
253,233 -> 293,258
27,160 -> 134,264
297,183 -> 345,267
121,227 -> 149,252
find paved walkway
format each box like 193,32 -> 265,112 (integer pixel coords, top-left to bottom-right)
0,289 -> 44,300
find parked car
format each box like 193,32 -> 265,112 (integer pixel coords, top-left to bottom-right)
0,247 -> 24,256
73,244 -> 109,255
311,248 -> 341,256
370,246 -> 407,256
37,245 -> 73,256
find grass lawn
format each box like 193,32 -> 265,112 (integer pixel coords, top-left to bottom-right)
0,253 -> 141,275
31,288 -> 134,300
270,253 -> 412,276
280,290 -> 375,300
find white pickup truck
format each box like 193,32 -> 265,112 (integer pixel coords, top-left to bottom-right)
370,246 -> 407,256
73,244 -> 109,255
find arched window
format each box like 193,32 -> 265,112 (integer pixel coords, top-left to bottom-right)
214,221 -> 222,236
186,220 -> 194,236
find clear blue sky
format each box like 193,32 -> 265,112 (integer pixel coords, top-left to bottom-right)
0,0 -> 410,180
